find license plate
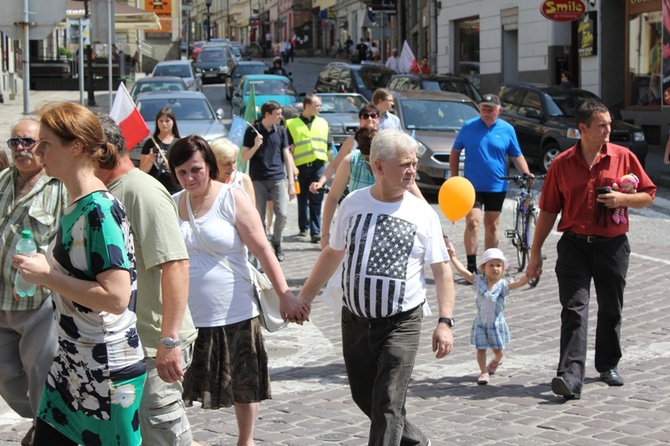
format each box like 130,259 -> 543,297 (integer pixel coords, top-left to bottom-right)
204,72 -> 217,77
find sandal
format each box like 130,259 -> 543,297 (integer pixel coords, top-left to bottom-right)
487,359 -> 502,375
477,372 -> 490,385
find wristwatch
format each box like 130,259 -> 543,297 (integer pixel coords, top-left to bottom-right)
158,336 -> 181,349
438,317 -> 455,327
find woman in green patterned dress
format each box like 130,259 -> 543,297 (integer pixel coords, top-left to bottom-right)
13,102 -> 145,446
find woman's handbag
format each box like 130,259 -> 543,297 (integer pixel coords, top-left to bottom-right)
186,192 -> 288,332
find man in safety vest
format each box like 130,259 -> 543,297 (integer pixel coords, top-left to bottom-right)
287,94 -> 329,243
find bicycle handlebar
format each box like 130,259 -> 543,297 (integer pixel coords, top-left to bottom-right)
500,174 -> 545,188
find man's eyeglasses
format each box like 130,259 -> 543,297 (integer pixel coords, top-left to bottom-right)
7,137 -> 39,150
360,113 -> 379,119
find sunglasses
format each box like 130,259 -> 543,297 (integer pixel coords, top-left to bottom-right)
7,137 -> 39,150
360,113 -> 379,119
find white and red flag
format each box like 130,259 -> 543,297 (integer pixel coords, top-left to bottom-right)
399,40 -> 417,74
109,83 -> 150,149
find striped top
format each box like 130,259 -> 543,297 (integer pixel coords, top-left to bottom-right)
0,167 -> 67,311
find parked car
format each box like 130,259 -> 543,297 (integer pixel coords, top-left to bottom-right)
191,40 -> 206,60
497,83 -> 648,173
131,91 -> 226,162
231,74 -> 301,118
195,44 -> 237,84
282,93 -> 369,148
128,76 -> 188,102
151,60 -> 202,92
392,90 -> 481,191
229,42 -> 251,62
225,61 -> 270,100
387,73 -> 482,103
314,62 -> 396,101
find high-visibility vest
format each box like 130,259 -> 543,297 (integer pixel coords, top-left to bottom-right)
286,116 -> 329,166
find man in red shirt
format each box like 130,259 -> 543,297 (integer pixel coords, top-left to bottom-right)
410,57 -> 431,75
527,101 -> 655,400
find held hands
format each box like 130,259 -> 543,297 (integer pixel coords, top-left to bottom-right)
280,290 -> 312,325
254,133 -> 263,148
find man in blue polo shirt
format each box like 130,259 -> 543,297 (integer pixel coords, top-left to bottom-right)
449,93 -> 533,273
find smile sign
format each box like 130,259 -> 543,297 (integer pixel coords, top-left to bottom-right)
541,0 -> 586,22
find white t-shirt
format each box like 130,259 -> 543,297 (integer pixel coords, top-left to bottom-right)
330,187 -> 448,318
174,184 -> 258,327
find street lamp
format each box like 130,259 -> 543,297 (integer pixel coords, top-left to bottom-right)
205,0 -> 212,41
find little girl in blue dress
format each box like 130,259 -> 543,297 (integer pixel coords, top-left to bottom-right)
447,245 -> 530,385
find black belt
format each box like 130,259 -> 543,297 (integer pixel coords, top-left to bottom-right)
299,160 -> 324,168
565,232 -> 625,243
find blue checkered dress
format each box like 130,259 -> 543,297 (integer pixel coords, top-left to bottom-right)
470,275 -> 510,350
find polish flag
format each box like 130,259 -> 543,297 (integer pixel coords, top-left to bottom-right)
399,40 -> 416,74
109,83 -> 150,149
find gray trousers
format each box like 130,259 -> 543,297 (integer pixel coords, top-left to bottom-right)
139,342 -> 194,446
341,305 -> 429,446
253,178 -> 288,245
0,296 -> 57,418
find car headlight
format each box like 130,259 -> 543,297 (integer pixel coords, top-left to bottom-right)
633,131 -> 645,142
415,140 -> 427,157
566,127 -> 581,139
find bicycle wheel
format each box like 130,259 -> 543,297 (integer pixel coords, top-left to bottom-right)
514,204 -> 525,271
524,211 -> 540,287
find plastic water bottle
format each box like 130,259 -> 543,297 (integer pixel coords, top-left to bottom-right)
331,141 -> 338,159
411,129 -> 416,139
14,230 -> 37,298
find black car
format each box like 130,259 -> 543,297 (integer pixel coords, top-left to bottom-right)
225,61 -> 270,100
195,44 -> 237,84
387,73 -> 482,103
314,62 -> 396,101
497,83 -> 648,173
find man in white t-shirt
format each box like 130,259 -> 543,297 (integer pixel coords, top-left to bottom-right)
298,129 -> 456,445
385,48 -> 400,72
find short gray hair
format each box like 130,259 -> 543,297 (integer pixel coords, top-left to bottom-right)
370,129 -> 418,165
96,112 -> 128,157
10,115 -> 39,134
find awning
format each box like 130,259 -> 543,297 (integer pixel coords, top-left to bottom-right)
64,0 -> 161,31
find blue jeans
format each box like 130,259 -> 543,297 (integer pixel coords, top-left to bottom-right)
297,161 -> 325,235
341,305 -> 429,446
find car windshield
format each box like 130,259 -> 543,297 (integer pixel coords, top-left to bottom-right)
154,64 -> 191,78
198,48 -> 226,62
353,68 -> 395,91
246,79 -> 296,96
235,64 -> 267,78
130,81 -> 184,97
544,89 -> 601,117
230,46 -> 242,57
137,98 -> 215,121
423,80 -> 483,102
401,100 -> 480,131
319,95 -> 367,113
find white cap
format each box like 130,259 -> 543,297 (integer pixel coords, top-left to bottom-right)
479,248 -> 509,271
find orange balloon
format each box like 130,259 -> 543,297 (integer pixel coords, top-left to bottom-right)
438,177 -> 475,222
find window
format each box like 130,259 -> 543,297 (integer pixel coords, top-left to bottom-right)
627,3 -> 661,107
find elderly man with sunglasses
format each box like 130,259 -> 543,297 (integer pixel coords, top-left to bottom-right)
0,116 -> 67,446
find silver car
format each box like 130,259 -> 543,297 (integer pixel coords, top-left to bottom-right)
130,91 -> 226,162
151,60 -> 202,92
392,90 -> 480,192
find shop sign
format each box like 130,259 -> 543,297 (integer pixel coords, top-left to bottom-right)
540,0 -> 586,22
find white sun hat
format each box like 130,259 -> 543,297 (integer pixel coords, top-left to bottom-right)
478,248 -> 510,271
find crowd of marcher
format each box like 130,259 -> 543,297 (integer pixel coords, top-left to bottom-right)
0,85 -> 656,445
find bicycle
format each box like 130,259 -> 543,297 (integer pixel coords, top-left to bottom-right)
501,173 -> 545,287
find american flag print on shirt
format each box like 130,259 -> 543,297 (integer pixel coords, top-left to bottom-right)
342,213 -> 417,318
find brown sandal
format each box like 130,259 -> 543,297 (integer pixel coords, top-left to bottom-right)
487,359 -> 502,374
477,372 -> 490,385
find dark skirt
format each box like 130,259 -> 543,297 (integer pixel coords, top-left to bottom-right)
183,317 -> 271,409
